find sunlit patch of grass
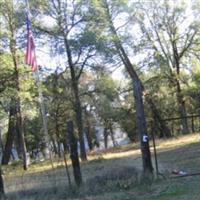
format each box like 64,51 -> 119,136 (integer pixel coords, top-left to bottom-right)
101,148 -> 141,160
4,134 -> 199,177
154,133 -> 200,150
3,133 -> 200,200
3,157 -> 71,178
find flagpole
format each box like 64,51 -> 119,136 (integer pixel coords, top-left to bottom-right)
34,69 -> 51,158
25,0 -> 52,161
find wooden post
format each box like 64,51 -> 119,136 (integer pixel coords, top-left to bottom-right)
0,129 -> 5,197
150,121 -> 159,178
67,121 -> 82,186
199,116 -> 200,131
191,115 -> 195,133
152,127 -> 159,178
63,133 -> 71,188
171,122 -> 174,136
63,151 -> 72,188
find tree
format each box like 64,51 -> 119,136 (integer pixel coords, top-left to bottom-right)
44,69 -> 73,156
99,0 -> 153,175
0,0 -> 28,169
34,0 -> 104,161
93,72 -> 119,148
186,58 -> 200,115
134,0 -> 200,134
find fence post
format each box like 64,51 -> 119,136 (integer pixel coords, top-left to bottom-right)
171,122 -> 174,136
191,115 -> 195,133
150,121 -> 159,178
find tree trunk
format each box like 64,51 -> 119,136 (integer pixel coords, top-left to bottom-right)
1,98 -> 17,165
176,79 -> 189,134
67,121 -> 82,186
172,46 -> 189,134
109,123 -> 116,147
15,124 -> 22,159
62,140 -> 70,154
63,34 -> 87,161
74,95 -> 87,161
0,167 -> 5,198
85,126 -> 93,151
51,137 -> 58,155
103,127 -> 108,149
10,28 -> 28,170
133,79 -> 154,175
13,59 -> 28,170
0,129 -> 4,156
103,0 -> 153,175
0,138 -> 4,195
55,118 -> 62,157
16,100 -> 28,170
57,141 -> 62,158
84,108 -> 95,151
93,128 -> 100,148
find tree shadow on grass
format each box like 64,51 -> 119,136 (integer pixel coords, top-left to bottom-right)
5,141 -> 200,200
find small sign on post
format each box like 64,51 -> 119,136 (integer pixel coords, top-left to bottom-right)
143,134 -> 149,143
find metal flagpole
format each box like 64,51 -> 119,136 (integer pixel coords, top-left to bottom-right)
25,0 -> 52,161
34,70 -> 56,182
34,72 -> 57,187
34,69 -> 50,158
24,1 -> 58,190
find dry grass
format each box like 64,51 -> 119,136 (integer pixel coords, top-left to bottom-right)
2,133 -> 200,200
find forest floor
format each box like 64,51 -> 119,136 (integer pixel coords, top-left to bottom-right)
2,133 -> 200,200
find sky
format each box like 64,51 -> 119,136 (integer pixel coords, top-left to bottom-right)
30,0 -> 195,82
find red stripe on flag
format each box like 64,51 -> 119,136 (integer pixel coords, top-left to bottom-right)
25,19 -> 38,72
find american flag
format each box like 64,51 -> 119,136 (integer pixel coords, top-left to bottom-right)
25,15 -> 37,72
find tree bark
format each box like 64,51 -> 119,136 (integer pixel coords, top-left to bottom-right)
103,0 -> 153,175
1,98 -> 17,165
133,79 -> 154,175
103,127 -> 108,149
67,121 -> 82,186
84,108 -> 95,151
51,137 -> 58,155
55,116 -> 62,157
8,16 -> 28,170
0,130 -> 4,159
57,141 -> 62,158
62,33 -> 87,161
85,126 -> 93,151
175,79 -> 189,134
0,167 -> 5,198
172,38 -> 189,135
16,99 -> 28,170
109,123 -> 116,147
74,94 -> 87,161
12,50 -> 28,170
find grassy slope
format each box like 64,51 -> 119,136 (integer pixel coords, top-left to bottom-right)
3,133 -> 200,200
